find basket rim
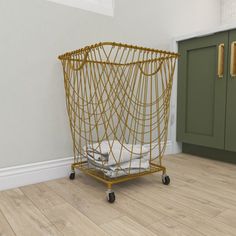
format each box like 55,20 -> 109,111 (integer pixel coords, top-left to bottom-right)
58,41 -> 180,60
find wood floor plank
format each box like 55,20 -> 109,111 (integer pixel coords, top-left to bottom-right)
118,180 -> 236,236
46,178 -> 123,226
214,209 -> 236,229
70,175 -> 165,227
21,183 -> 108,236
111,191 -> 164,227
169,166 -> 236,193
169,170 -> 236,208
100,216 -> 156,236
159,170 -> 236,214
163,159 -> 236,206
0,210 -> 16,236
167,154 -> 236,187
42,203 -> 108,236
0,153 -> 236,236
20,183 -> 65,210
175,154 -> 236,174
131,174 -> 227,217
165,157 -> 234,186
0,189 -> 61,236
149,216 -> 204,236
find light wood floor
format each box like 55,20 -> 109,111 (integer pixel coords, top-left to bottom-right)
1,153 -> 236,236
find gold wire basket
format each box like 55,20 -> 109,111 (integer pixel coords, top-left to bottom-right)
58,42 -> 179,203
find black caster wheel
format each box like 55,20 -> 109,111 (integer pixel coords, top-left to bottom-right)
162,175 -> 170,185
69,172 -> 75,180
107,192 -> 115,203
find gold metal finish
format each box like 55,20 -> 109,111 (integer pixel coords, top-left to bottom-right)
230,41 -> 236,78
217,43 -> 224,79
58,42 -> 178,189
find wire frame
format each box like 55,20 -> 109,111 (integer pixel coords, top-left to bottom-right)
59,42 -> 178,179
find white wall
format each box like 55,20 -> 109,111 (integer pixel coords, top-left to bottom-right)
221,0 -> 236,25
0,0 -> 220,168
48,0 -> 114,16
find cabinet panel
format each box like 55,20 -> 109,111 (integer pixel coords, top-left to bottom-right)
225,30 -> 236,152
186,46 -> 216,136
177,32 -> 228,149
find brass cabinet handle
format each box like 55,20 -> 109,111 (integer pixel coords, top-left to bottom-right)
230,41 -> 236,78
217,43 -> 224,79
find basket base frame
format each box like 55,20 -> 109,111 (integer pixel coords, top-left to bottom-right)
71,161 -> 166,189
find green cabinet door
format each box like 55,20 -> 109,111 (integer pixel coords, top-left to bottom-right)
177,32 -> 228,149
225,30 -> 236,152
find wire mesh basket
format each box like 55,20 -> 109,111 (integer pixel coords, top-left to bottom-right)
58,42 -> 179,202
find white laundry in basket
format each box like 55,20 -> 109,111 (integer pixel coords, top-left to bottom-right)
88,158 -> 150,178
84,140 -> 150,166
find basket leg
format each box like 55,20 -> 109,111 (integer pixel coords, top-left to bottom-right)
71,164 -> 76,172
162,167 -> 166,175
161,167 -> 170,185
106,183 -> 115,203
69,164 -> 76,180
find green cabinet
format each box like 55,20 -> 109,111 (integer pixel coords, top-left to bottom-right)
225,30 -> 236,152
177,30 -> 236,154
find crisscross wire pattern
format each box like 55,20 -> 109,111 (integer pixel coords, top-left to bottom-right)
59,42 -> 178,179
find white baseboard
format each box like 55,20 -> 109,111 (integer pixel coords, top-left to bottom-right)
0,157 -> 73,191
164,140 -> 173,155
0,141 -> 173,191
